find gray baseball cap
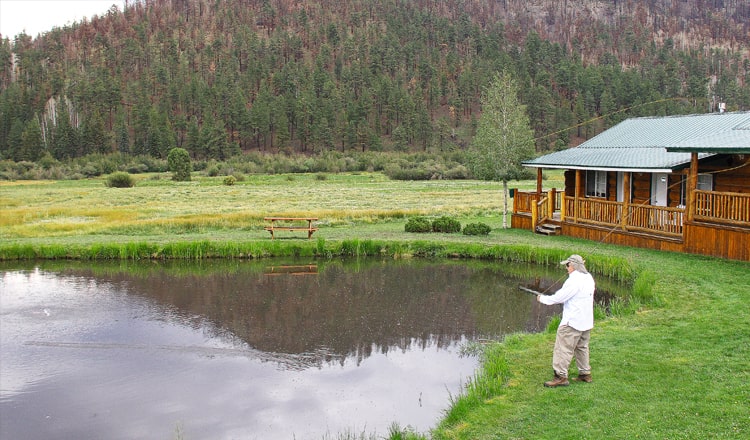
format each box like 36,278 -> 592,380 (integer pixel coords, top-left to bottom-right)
561,254 -> 588,274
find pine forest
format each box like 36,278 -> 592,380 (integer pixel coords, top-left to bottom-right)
1,0 -> 749,171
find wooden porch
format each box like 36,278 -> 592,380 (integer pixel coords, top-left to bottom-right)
511,189 -> 750,261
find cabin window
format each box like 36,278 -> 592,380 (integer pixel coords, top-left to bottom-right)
585,170 -> 607,198
679,173 -> 714,205
697,173 -> 714,191
680,177 -> 687,206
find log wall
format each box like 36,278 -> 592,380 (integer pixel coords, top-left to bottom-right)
707,155 -> 750,193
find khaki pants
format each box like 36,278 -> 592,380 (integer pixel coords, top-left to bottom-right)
553,325 -> 591,378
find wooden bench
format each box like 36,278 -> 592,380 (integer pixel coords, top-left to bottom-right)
264,217 -> 319,239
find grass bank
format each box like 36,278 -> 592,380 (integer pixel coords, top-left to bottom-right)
1,174 -> 748,439
432,249 -> 749,439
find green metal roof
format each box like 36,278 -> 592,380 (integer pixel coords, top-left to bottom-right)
524,111 -> 750,171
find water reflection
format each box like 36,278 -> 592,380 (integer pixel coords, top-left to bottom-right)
0,258 -> 627,439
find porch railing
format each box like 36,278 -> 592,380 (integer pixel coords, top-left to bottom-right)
515,189 -> 748,237
569,198 -> 623,225
516,190 -> 558,230
694,190 -> 750,226
531,195 -> 550,229
629,204 -> 684,236
563,197 -> 683,236
514,190 -> 539,213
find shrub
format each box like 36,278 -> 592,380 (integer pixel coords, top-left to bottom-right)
404,216 -> 432,233
223,175 -> 236,186
445,164 -> 470,179
126,163 -> 149,174
206,164 -> 221,177
463,222 -> 492,236
14,161 -> 36,173
432,216 -> 462,233
384,164 -> 432,180
81,164 -> 100,177
38,153 -> 59,170
167,148 -> 192,181
105,172 -> 136,188
136,155 -> 168,172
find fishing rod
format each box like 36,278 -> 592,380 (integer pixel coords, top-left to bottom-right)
518,286 -> 543,296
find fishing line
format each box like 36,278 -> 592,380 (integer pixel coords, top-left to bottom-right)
530,97 -> 690,146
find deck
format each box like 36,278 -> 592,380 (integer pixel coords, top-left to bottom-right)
511,189 -> 750,261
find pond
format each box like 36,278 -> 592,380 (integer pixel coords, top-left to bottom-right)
0,258 -> 627,439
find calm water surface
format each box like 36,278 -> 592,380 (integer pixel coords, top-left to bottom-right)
0,258 -> 618,439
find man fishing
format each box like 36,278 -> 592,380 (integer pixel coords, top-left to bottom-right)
537,254 -> 596,387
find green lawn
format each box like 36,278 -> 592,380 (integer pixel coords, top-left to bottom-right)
432,248 -> 749,439
1,172 -> 748,439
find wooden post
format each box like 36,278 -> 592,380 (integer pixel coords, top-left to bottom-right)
574,170 -> 582,222
531,202 -> 538,230
548,189 -> 555,218
536,168 -> 543,197
687,153 -> 698,222
560,193 -> 566,221
621,171 -> 631,229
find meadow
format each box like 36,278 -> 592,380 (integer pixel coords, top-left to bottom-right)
1,172 -> 748,440
0,172 -> 538,242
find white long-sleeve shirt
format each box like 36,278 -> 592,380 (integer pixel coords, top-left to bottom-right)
539,270 -> 595,331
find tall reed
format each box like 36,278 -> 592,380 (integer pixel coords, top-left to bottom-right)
0,238 -> 637,281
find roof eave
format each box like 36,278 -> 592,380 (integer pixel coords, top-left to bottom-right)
666,147 -> 750,154
522,164 -> 676,173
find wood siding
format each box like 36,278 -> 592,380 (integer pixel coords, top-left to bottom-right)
706,155 -> 750,193
684,221 -> 750,261
564,170 -> 575,197
562,223 -> 684,254
631,172 -> 652,205
513,210 -> 749,261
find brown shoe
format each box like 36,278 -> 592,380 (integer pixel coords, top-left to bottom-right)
544,374 -> 569,387
572,374 -> 592,383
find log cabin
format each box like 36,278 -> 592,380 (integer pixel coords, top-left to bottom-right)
513,111 -> 750,261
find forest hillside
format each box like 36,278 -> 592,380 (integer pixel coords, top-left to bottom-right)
1,0 -> 749,163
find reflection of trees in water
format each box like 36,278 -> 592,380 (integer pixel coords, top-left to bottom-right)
118,263 -> 499,360
49,259 -> 624,368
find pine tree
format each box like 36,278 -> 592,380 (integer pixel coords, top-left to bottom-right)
20,117 -> 45,161
6,118 -> 24,161
167,147 -> 192,181
50,105 -> 78,160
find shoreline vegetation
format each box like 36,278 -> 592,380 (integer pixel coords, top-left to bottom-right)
1,173 -> 748,439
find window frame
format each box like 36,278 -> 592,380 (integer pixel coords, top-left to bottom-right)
585,170 -> 607,198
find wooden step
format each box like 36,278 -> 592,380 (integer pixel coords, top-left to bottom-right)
535,224 -> 561,236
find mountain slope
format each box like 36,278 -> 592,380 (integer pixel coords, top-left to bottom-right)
0,0 -> 748,162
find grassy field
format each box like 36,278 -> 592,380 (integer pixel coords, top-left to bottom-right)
1,172 -> 546,240
1,172 -> 748,439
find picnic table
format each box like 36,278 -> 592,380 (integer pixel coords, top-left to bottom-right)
263,217 -> 319,239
